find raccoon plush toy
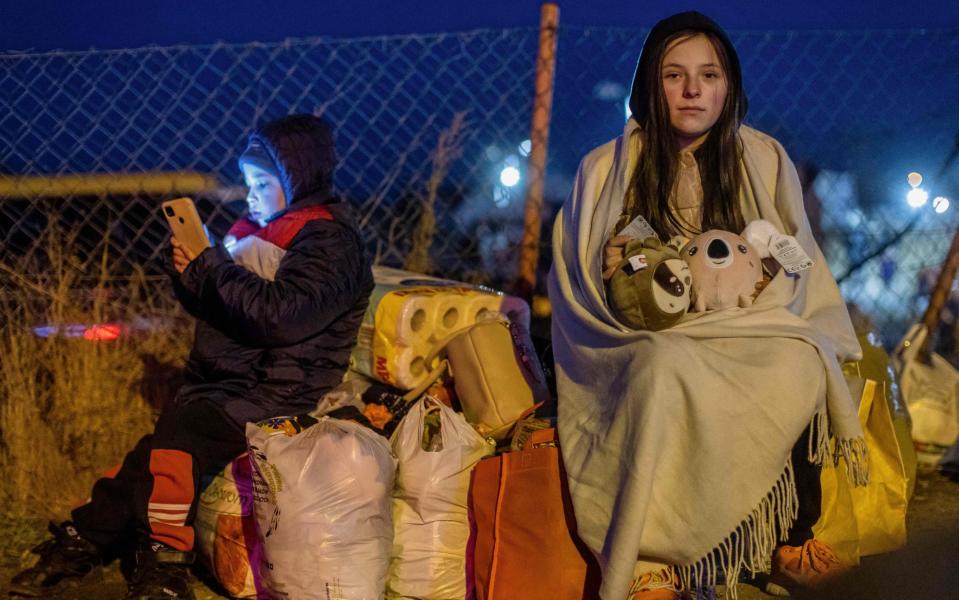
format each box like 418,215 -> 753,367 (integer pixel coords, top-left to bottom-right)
607,237 -> 691,330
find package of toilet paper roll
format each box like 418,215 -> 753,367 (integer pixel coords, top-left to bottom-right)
350,267 -> 530,390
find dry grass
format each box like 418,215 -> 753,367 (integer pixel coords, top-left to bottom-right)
403,111 -> 468,275
0,225 -> 190,519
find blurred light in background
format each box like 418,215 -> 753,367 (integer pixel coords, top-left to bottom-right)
593,80 -> 627,101
934,196 -> 950,214
484,145 -> 502,162
32,323 -> 124,341
907,187 -> 929,208
492,184 -> 512,208
491,151 -> 523,207
907,171 -> 923,188
499,165 -> 520,187
83,324 -> 123,341
518,139 -> 531,157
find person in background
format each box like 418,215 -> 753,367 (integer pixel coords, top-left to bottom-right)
796,161 -> 825,245
549,12 -> 866,599
9,113 -> 374,599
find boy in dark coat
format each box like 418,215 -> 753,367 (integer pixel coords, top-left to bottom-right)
10,114 -> 374,599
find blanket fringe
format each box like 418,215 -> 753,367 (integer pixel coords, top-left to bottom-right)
678,410 -> 869,599
808,408 -> 830,465
833,436 -> 870,486
678,455 -> 798,600
810,407 -> 870,487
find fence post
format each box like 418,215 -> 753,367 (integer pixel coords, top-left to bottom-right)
513,2 -> 559,301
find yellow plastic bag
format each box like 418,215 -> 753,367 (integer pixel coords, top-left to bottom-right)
813,377 -> 909,564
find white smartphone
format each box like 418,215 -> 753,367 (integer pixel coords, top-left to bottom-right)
161,197 -> 211,257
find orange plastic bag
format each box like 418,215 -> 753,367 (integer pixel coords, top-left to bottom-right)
468,427 -> 601,600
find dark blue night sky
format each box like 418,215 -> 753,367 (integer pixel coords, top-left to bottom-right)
4,0 -> 959,52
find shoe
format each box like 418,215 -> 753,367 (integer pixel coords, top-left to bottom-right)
627,566 -> 682,599
8,521 -> 101,597
124,541 -> 196,600
765,539 -> 849,595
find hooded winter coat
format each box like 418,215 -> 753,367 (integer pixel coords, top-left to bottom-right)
171,115 -> 373,422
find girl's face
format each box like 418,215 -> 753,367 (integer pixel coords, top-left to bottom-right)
242,163 -> 286,226
661,34 -> 728,148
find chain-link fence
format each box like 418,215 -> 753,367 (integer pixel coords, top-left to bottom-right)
550,27 -> 959,348
0,29 -> 541,288
2,25 -> 959,348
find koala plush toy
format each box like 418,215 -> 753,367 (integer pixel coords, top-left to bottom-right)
607,237 -> 692,330
680,221 -> 773,312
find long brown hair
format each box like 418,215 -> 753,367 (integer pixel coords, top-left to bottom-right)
624,30 -> 746,239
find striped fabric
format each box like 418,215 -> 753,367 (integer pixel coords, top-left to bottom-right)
148,448 -> 195,550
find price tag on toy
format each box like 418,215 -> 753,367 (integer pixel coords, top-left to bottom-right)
769,233 -> 814,273
625,254 -> 649,274
620,215 -> 658,241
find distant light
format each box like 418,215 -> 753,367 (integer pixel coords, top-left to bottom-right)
484,145 -> 502,162
65,324 -> 87,337
32,325 -> 57,338
518,139 -> 531,157
83,324 -> 123,342
493,184 -> 512,208
907,172 -> 923,188
907,188 -> 929,208
31,323 -> 125,341
593,80 -> 627,101
846,210 -> 863,227
499,166 -> 521,187
934,196 -> 950,214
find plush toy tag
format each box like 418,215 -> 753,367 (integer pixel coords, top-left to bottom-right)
769,233 -> 814,273
620,215 -> 657,241
625,254 -> 648,275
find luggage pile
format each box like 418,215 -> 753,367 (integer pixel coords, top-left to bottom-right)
195,267 -> 597,599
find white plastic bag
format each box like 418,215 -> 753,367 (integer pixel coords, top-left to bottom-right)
896,324 -> 959,463
194,454 -> 262,599
247,418 -> 397,600
387,396 -> 494,599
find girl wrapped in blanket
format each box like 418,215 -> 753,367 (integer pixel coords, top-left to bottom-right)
548,11 -> 867,599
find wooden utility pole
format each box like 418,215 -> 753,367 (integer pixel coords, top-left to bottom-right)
514,2 -> 559,301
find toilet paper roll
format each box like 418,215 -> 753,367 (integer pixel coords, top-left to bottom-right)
369,342 -> 434,391
465,295 -> 502,326
353,288 -> 448,386
387,294 -> 437,346
432,295 -> 468,340
350,267 -> 533,388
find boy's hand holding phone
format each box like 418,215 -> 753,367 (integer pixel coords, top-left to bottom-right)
162,197 -> 212,274
171,236 -> 198,274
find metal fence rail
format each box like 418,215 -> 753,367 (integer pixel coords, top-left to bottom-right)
0,29 -> 540,289
2,26 -> 958,348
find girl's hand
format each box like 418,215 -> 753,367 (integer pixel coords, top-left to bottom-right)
752,257 -> 781,299
602,235 -> 632,281
752,274 -> 772,300
171,236 -> 197,274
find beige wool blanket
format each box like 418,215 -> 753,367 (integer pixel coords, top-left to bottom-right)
548,121 -> 867,598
